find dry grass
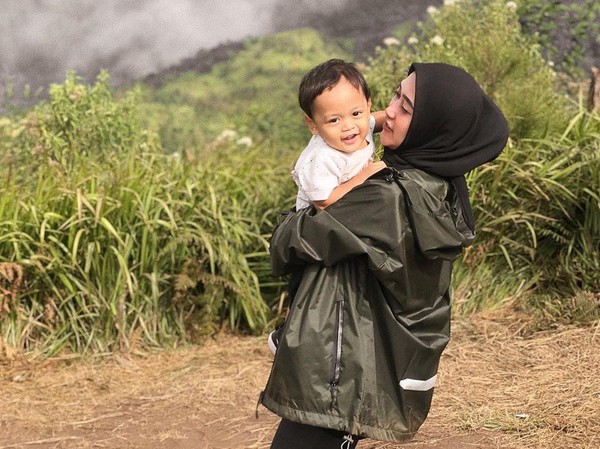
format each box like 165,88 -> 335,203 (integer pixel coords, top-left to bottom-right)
0,337 -> 279,448
432,311 -> 600,449
0,310 -> 598,449
0,263 -> 23,316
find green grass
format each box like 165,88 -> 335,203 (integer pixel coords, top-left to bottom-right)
365,0 -> 599,319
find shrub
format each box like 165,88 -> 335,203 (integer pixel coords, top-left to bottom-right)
466,110 -> 600,309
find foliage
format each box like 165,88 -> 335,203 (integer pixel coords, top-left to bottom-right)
366,0 -> 571,140
0,72 -> 293,355
2,1 -> 599,356
1,71 -> 144,187
517,0 -> 600,76
365,0 -> 599,320
462,109 -> 600,314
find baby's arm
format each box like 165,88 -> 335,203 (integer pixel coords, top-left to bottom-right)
372,110 -> 386,133
313,161 -> 386,210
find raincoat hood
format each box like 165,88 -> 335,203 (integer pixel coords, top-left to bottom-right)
383,63 -> 509,232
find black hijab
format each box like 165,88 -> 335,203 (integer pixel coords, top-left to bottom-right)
382,63 -> 509,232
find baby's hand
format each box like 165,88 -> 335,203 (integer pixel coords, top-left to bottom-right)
360,160 -> 386,176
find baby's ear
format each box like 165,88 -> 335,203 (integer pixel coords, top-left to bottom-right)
304,114 -> 319,135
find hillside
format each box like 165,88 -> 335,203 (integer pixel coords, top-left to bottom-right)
142,0 -> 600,88
2,0 -> 599,112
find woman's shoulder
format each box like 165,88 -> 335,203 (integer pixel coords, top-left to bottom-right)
383,168 -> 454,214
389,168 -> 474,259
358,167 -> 449,202
393,168 -> 450,198
326,167 -> 450,218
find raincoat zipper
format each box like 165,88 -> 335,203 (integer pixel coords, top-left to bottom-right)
330,298 -> 344,397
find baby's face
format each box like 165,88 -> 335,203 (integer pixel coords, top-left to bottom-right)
305,77 -> 372,154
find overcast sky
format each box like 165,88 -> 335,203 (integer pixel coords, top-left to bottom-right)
0,0 -> 346,98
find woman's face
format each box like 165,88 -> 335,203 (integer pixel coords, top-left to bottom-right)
380,72 -> 416,149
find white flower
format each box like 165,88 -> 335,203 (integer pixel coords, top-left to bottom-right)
506,1 -> 517,12
444,0 -> 458,6
171,152 -> 180,160
430,35 -> 445,46
427,6 -> 439,16
383,37 -> 400,47
218,129 -> 237,140
407,36 -> 419,45
548,60 -> 555,67
236,136 -> 253,147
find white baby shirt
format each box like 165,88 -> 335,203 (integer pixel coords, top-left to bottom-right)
292,115 -> 376,210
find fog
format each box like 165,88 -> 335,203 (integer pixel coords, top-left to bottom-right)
0,0 -> 347,100
2,0 -> 598,107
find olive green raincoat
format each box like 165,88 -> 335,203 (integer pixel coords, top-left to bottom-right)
260,168 -> 475,442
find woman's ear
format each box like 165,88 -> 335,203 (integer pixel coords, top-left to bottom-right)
304,114 -> 319,135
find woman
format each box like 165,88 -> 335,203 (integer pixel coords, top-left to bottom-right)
261,63 -> 509,448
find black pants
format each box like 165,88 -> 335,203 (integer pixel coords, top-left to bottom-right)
270,419 -> 360,449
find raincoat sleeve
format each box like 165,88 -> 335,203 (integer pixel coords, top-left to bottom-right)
270,178 -> 402,276
269,169 -> 474,276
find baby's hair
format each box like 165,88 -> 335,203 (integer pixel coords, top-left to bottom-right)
298,59 -> 370,118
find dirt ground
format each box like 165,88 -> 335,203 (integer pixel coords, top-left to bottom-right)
1,311 -> 598,449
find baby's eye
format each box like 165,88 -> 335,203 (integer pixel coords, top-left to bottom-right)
329,118 -> 340,124
352,111 -> 363,117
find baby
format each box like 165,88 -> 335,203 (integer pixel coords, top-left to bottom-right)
292,59 -> 385,210
268,60 -> 385,355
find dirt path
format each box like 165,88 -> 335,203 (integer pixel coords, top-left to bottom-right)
1,313 -> 598,449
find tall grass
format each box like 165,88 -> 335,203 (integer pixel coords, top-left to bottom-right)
454,109 -> 600,316
0,72 -> 293,355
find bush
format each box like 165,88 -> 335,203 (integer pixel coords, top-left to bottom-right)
466,111 -> 600,310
